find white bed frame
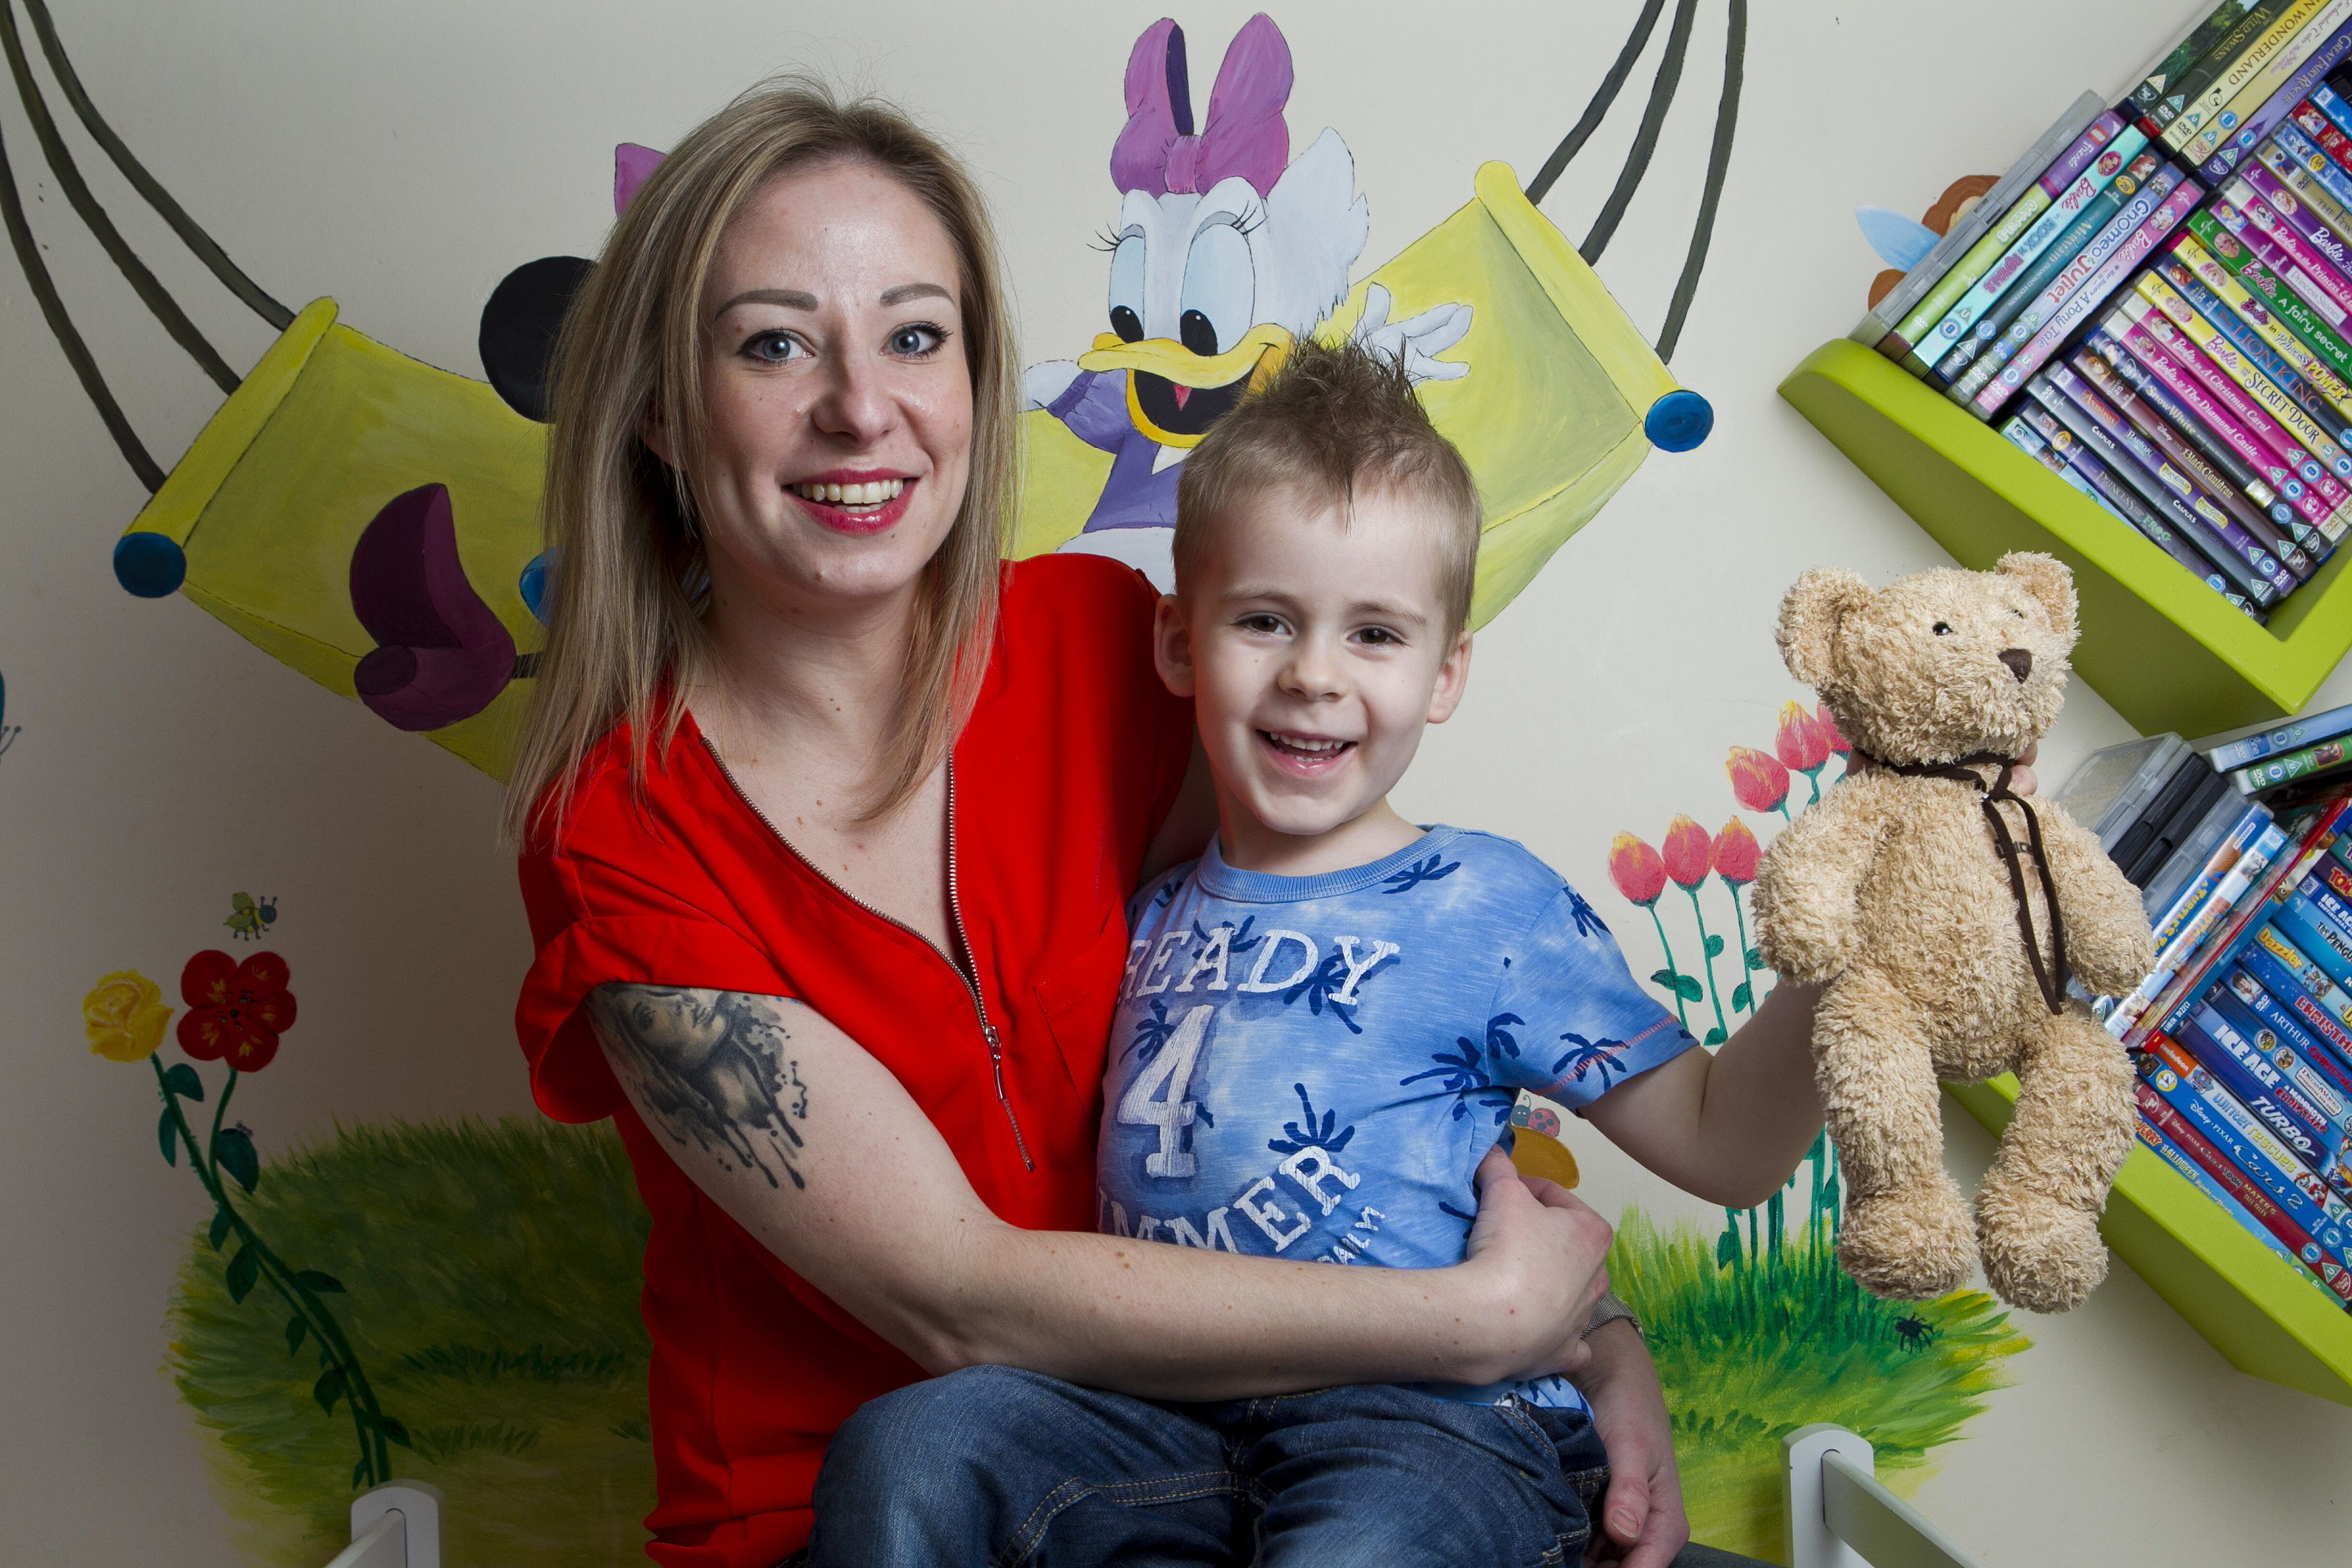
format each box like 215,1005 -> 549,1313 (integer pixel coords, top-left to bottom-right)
320,1482 -> 441,1568
1784,1424 -> 1983,1568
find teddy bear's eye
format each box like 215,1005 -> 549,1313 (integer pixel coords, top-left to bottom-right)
1932,621 -> 1952,635
2012,608 -> 2026,618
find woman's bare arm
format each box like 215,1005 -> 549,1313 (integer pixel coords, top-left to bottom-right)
587,981 -> 1612,1400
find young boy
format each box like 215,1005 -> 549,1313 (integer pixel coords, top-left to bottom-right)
1097,337 -> 1825,1561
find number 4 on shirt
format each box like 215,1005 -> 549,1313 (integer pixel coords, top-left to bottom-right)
1121,1004 -> 1213,1177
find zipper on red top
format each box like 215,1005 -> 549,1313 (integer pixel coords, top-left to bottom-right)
701,740 -> 1035,1172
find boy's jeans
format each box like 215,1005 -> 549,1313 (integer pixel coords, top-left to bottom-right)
806,1364 -> 1608,1567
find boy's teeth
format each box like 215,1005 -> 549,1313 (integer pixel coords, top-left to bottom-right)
792,478 -> 905,505
1275,735 -> 1346,753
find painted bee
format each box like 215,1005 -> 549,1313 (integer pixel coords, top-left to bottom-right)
224,892 -> 279,942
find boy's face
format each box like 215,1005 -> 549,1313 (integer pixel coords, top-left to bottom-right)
1156,483 -> 1471,849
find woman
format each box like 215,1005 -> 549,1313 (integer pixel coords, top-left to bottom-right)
510,78 -> 1744,1568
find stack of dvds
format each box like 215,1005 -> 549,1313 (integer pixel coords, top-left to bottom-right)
2054,730 -> 2352,1308
1853,0 -> 2352,628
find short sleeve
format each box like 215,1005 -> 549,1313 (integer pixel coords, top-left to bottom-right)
1488,886 -> 1696,1110
515,828 -> 795,1124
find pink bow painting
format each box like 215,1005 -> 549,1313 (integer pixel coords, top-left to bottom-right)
1112,15 -> 1292,198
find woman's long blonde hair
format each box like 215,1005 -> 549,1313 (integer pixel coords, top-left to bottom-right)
502,77 -> 1020,845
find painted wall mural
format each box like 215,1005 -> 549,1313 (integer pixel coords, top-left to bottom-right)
23,1 -> 2043,1562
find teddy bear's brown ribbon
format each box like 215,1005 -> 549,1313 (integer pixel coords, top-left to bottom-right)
1853,750 -> 2070,1016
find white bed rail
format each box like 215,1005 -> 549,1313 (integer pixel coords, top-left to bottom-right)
1784,1424 -> 1981,1568
322,1481 -> 441,1568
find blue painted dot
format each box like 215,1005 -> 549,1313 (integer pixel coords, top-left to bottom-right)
114,532 -> 187,597
1645,389 -> 1713,452
520,550 -> 556,624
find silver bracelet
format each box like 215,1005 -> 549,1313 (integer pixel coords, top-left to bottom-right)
1582,1289 -> 1642,1341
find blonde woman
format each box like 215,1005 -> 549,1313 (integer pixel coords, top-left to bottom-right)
510,80 -> 1708,1568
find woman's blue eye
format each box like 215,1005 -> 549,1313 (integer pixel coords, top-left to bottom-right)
745,332 -> 802,364
890,324 -> 946,356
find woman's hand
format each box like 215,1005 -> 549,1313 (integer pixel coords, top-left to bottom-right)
1575,1318 -> 1691,1568
1462,1149 -> 1614,1380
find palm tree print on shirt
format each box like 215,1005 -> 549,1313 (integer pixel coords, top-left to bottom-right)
1552,1031 -> 1633,1090
1381,852 -> 1461,894
1266,1082 -> 1356,1156
1400,1014 -> 1520,1124
1564,886 -> 1610,938
1279,947 -> 1392,1035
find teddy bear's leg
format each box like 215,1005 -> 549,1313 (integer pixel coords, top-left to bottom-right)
1975,1003 -> 2136,1313
1818,964 -> 1977,1301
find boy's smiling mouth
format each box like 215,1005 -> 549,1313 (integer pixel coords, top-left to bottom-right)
1259,730 -> 1357,774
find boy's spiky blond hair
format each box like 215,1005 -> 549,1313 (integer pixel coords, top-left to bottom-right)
1172,336 -> 1481,637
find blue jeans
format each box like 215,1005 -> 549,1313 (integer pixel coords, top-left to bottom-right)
807,1365 -> 1609,1567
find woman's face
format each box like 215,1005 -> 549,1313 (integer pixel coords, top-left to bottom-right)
678,158 -> 973,619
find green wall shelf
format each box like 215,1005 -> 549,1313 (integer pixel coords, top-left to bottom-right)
1780,340 -> 2352,739
1946,1074 -> 2352,1408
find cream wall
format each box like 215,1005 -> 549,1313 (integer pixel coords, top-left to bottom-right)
3,1 -> 2348,1562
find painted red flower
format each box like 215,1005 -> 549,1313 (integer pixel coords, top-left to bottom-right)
1816,703 -> 1851,756
1608,833 -> 1667,908
1727,746 -> 1792,814
1662,815 -> 1713,889
177,950 -> 296,1071
1712,818 -> 1760,886
1776,701 -> 1832,772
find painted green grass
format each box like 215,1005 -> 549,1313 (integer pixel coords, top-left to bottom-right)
1609,1208 -> 2029,1563
167,1117 -> 656,1567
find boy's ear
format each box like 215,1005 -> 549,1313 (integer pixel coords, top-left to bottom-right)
1152,594 -> 1196,698
1425,630 -> 1474,725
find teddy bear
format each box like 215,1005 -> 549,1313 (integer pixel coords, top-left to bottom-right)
1749,552 -> 2156,1314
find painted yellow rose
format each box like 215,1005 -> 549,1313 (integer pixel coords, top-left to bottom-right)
84,970 -> 173,1063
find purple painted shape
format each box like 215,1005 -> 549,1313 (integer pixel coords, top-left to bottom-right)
616,142 -> 664,214
348,484 -> 517,733
1111,13 -> 1291,197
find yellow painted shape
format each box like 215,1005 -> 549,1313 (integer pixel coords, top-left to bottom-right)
130,297 -> 337,547
1509,1130 -> 1582,1189
126,299 -> 547,776
1321,161 -> 1674,630
1013,409 -> 1118,560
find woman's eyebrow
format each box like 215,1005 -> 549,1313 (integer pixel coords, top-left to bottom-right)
714,287 -> 818,316
711,282 -> 949,318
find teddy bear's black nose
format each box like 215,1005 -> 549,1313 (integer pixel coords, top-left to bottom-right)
1999,648 -> 2033,682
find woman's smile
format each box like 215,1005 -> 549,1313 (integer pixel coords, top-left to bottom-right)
787,472 -> 918,536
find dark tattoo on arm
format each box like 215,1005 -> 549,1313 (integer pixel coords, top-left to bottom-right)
587,985 -> 812,1191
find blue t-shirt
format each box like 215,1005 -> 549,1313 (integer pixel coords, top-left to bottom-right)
1096,825 -> 1696,1408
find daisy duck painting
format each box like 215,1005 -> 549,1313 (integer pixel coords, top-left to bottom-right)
1027,15 -> 1473,587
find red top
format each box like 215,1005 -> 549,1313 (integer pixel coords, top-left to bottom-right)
514,555 -> 1193,1567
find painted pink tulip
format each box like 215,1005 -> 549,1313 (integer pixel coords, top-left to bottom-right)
1662,815 -> 1713,890
1712,818 -> 1760,886
1609,833 -> 1667,907
1776,701 -> 1832,772
1726,746 -> 1792,814
1816,703 -> 1852,756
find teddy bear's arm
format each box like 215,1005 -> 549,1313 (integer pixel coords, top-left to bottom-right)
1750,777 -> 1898,984
2035,804 -> 2160,997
